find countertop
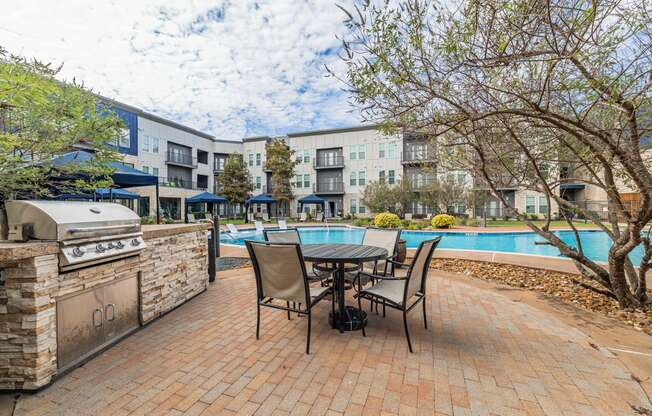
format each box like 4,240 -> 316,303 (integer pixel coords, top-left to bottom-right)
142,223 -> 212,240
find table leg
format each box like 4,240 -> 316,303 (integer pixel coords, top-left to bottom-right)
327,261 -> 367,332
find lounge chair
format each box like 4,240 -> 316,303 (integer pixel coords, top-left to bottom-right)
278,219 -> 288,230
255,221 -> 264,233
226,223 -> 240,234
356,237 -> 441,352
187,213 -> 196,223
404,213 -> 413,221
262,212 -> 270,222
315,212 -> 324,222
299,212 -> 307,222
245,241 -> 333,354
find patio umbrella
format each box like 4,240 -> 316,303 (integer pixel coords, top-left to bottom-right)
49,151 -> 161,223
245,193 -> 277,223
298,194 -> 325,220
184,191 -> 227,223
95,188 -> 140,200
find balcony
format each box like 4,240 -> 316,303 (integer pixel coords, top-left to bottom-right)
313,155 -> 344,169
159,177 -> 207,191
166,151 -> 197,168
313,181 -> 344,194
412,178 -> 437,191
401,151 -> 437,165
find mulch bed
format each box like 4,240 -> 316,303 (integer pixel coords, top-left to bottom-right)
429,258 -> 652,336
216,257 -> 251,271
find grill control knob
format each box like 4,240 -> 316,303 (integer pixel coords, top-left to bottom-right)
72,247 -> 85,257
96,243 -> 106,253
107,242 -> 115,249
131,238 -> 141,247
115,241 -> 125,249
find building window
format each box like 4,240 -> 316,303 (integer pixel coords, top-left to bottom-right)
248,154 -> 254,167
359,204 -> 366,214
388,142 -> 396,159
351,198 -> 357,214
256,153 -> 261,166
539,196 -> 548,214
457,173 -> 466,185
388,170 -> 395,184
358,171 -> 366,186
350,172 -> 356,186
142,166 -> 149,173
152,137 -> 160,153
295,150 -> 303,163
358,145 -> 365,159
152,167 -> 159,176
295,175 -> 302,188
526,195 -> 536,214
378,143 -> 385,159
256,176 -> 261,190
379,170 -> 385,183
118,128 -> 130,148
303,174 -> 310,188
349,145 -> 357,160
197,150 -> 208,165
303,150 -> 310,163
142,136 -> 150,152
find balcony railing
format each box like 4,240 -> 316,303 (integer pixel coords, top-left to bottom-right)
313,155 -> 344,169
166,151 -> 197,168
401,151 -> 437,164
159,177 -> 207,191
411,179 -> 437,190
313,181 -> 344,194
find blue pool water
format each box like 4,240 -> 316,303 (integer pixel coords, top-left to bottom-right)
221,226 -> 644,264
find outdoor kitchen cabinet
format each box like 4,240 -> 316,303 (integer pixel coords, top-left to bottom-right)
56,274 -> 139,370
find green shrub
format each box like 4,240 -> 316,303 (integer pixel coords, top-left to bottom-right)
455,216 -> 468,226
140,216 -> 156,225
373,212 -> 401,228
467,219 -> 480,227
431,214 -> 455,229
400,219 -> 411,228
353,218 -> 369,227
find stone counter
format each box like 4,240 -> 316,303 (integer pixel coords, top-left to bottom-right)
0,224 -> 210,390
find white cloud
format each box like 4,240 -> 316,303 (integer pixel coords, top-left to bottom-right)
0,0 -> 360,139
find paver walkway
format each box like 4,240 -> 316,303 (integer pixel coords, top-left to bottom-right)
14,269 -> 651,416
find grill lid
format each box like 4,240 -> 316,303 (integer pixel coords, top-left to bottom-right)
5,200 -> 141,241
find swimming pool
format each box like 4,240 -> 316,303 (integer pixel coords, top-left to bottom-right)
220,226 -> 645,264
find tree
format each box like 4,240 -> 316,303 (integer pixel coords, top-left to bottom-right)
264,139 -> 298,217
0,47 -> 123,203
362,180 -> 396,213
393,178 -> 417,216
218,154 -> 252,218
437,176 -> 468,214
336,0 -> 652,307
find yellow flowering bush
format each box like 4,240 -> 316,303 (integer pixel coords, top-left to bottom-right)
431,214 -> 455,229
373,212 -> 401,228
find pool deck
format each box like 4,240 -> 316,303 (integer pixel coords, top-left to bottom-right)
12,266 -> 651,415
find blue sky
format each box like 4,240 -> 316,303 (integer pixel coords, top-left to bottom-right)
0,1 -> 358,140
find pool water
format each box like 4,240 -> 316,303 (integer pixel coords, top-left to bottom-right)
220,226 -> 644,264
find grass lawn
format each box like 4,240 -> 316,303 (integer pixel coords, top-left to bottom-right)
483,219 -> 598,228
218,218 -> 246,225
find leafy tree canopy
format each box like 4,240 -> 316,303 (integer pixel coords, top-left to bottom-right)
218,154 -> 253,207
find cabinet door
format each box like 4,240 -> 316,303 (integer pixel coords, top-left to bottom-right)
57,288 -> 104,370
103,275 -> 139,342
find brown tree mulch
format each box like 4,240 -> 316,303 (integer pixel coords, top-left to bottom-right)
429,258 -> 652,336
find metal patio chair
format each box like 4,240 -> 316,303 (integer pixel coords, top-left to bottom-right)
263,228 -> 333,284
355,237 -> 441,352
345,227 -> 402,289
245,241 -> 333,354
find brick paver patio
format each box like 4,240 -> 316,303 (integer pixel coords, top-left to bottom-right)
14,268 -> 651,416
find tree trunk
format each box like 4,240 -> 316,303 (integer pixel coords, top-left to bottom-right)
609,256 -> 639,308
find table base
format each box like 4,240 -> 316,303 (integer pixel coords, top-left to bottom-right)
329,306 -> 367,332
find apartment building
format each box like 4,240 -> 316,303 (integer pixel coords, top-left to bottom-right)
105,99 -> 241,221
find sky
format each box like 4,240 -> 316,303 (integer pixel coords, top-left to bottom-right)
0,1 -> 360,140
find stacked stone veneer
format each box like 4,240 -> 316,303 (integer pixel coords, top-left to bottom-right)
139,229 -> 208,324
0,226 -> 208,390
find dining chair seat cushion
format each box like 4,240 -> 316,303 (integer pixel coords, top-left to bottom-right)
361,279 -> 406,305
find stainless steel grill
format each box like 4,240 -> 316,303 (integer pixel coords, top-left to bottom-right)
5,200 -> 146,271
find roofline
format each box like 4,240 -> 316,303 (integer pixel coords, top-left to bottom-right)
286,124 -> 381,138
242,135 -> 272,143
98,94 -> 217,141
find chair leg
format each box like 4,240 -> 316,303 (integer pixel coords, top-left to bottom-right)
382,300 -> 386,318
256,303 -> 261,340
422,296 -> 428,329
306,311 -> 312,354
357,294 -> 366,338
286,302 -> 291,320
403,309 -> 413,353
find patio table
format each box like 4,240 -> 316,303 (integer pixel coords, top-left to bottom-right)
301,243 -> 387,333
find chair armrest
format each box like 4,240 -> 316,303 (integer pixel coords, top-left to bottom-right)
387,259 -> 410,269
357,271 -> 408,282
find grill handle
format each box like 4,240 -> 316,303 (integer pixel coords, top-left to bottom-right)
68,224 -> 139,235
